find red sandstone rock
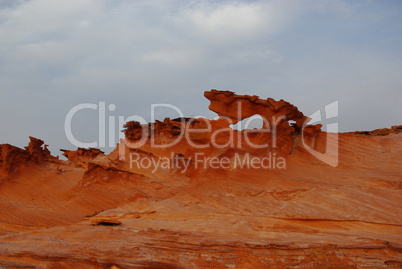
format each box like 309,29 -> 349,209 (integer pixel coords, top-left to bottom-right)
355,125 -> 402,136
0,137 -> 57,182
204,89 -> 310,127
61,147 -> 105,168
0,90 -> 401,268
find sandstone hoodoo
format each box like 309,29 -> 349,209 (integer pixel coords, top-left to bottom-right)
0,90 -> 401,268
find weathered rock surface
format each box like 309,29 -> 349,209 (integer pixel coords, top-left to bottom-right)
61,147 -> 105,168
0,137 -> 57,182
0,90 -> 401,268
204,89 -> 310,127
355,125 -> 402,136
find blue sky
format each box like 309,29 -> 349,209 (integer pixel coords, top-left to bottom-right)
0,0 -> 401,155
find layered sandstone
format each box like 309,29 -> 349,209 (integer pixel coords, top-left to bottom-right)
0,137 -> 57,182
0,90 -> 401,268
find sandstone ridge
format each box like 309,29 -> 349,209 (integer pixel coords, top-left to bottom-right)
122,90 -> 323,159
0,90 -> 401,268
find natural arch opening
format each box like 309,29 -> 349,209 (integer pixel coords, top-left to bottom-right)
229,114 -> 264,131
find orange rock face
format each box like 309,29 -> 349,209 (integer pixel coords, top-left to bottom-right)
0,90 -> 401,268
61,147 -> 105,168
121,90 -> 322,159
204,89 -> 310,127
0,137 -> 57,182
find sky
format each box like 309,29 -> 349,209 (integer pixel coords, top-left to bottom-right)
1,0 -> 401,155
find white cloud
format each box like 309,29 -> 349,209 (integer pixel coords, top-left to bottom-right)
175,2 -> 265,40
171,0 -> 303,43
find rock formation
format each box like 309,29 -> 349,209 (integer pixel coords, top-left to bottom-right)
204,89 -> 310,127
0,90 -> 401,268
0,137 -> 57,182
61,147 -> 105,168
121,90 -> 323,160
355,125 -> 402,136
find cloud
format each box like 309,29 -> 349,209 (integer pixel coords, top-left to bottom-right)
173,2 -> 266,41
0,0 -> 401,155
